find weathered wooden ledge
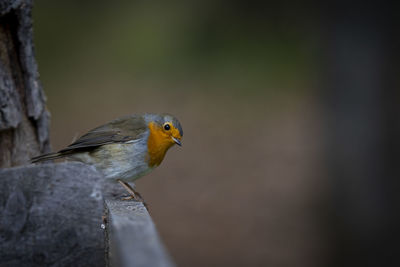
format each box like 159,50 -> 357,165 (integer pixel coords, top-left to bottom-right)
0,162 -> 175,267
104,200 -> 175,267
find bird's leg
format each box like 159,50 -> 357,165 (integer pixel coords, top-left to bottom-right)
117,179 -> 145,202
116,179 -> 149,210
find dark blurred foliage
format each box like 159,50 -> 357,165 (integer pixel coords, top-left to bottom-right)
33,1 -> 399,266
34,0 -> 317,93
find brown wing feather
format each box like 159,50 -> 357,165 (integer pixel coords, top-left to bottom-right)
32,114 -> 148,163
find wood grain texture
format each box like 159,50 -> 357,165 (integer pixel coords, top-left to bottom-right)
105,199 -> 175,267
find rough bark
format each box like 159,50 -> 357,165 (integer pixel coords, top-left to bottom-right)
0,0 -> 50,168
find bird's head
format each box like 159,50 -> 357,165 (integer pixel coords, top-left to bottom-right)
146,113 -> 183,167
152,114 -> 183,146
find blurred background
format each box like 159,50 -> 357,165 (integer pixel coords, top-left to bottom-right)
33,1 -> 399,266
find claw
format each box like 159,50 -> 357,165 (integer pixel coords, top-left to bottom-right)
122,195 -> 135,201
117,179 -> 149,210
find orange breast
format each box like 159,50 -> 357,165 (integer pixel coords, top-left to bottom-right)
146,122 -> 174,167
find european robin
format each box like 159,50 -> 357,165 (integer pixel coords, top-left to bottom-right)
32,113 -> 183,201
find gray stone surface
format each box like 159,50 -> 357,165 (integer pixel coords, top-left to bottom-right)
105,200 -> 175,267
0,162 -> 106,267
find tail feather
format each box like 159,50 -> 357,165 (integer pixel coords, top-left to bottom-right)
31,152 -> 65,163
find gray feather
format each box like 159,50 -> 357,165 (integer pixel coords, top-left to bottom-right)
32,114 -> 148,163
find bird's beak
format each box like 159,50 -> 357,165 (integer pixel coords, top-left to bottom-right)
172,137 -> 182,146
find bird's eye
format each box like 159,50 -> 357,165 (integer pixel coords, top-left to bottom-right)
164,123 -> 171,131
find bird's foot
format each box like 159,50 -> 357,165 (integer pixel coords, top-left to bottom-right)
121,195 -> 149,210
121,193 -> 143,202
121,195 -> 134,201
117,179 -> 148,209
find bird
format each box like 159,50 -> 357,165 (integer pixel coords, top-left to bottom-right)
32,113 -> 183,202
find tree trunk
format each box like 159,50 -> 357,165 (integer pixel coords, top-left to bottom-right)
0,0 -> 50,168
320,1 -> 400,266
